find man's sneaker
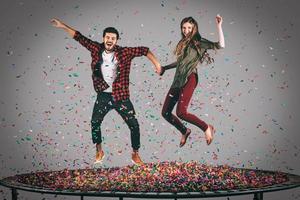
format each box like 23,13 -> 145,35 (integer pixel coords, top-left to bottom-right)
131,152 -> 144,165
94,150 -> 105,164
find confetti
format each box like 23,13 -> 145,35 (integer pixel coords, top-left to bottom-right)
13,161 -> 289,192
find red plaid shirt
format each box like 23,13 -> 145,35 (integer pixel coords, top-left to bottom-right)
73,31 -> 149,101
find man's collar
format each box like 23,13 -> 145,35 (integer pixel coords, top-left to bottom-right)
113,45 -> 121,51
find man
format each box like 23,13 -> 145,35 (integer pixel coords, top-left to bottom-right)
51,18 -> 161,165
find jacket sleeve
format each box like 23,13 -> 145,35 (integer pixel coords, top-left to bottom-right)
164,62 -> 177,70
159,61 -> 177,76
200,38 -> 222,50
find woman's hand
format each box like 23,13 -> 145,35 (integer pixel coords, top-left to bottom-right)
159,67 -> 165,76
216,14 -> 225,48
216,14 -> 223,26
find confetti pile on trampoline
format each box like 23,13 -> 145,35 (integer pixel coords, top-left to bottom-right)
13,161 -> 288,192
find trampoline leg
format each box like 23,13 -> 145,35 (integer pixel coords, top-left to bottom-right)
253,192 -> 263,200
81,196 -> 84,200
119,197 -> 123,200
11,188 -> 18,200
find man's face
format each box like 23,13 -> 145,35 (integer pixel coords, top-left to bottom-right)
103,32 -> 118,52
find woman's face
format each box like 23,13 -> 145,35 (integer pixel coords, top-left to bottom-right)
182,22 -> 194,37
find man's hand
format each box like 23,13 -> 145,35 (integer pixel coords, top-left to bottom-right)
50,18 -> 76,38
146,50 -> 163,76
51,18 -> 65,29
155,64 -> 162,75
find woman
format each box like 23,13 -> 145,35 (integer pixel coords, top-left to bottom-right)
160,15 -> 225,147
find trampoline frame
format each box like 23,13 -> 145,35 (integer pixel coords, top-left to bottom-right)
1,171 -> 300,200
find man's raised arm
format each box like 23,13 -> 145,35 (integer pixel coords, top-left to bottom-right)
51,18 -> 99,52
51,18 -> 76,38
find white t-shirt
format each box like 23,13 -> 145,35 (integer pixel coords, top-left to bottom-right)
101,51 -> 117,92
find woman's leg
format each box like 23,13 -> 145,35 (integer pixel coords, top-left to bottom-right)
161,87 -> 188,134
176,73 -> 209,132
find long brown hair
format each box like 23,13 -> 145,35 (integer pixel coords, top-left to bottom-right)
174,17 -> 214,64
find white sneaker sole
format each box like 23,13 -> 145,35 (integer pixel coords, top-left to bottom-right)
94,155 -> 105,165
131,159 -> 143,166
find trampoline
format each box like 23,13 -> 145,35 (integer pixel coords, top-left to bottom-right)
0,161 -> 300,200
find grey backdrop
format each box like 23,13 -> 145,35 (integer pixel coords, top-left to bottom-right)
1,0 -> 300,199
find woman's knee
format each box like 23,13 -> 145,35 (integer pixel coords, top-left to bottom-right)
176,108 -> 187,119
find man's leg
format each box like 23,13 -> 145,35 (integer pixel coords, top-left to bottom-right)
114,99 -> 143,165
91,92 -> 113,163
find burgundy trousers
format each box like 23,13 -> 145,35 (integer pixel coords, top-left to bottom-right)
162,73 -> 208,134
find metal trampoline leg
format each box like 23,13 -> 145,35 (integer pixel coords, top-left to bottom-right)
81,196 -> 84,200
253,192 -> 263,200
11,188 -> 18,200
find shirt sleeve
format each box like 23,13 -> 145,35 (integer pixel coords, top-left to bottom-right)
73,31 -> 99,52
126,46 -> 149,58
200,38 -> 222,50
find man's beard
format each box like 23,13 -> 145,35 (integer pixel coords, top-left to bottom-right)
105,43 -> 114,52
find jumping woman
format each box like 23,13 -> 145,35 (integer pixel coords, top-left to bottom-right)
160,15 -> 225,147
